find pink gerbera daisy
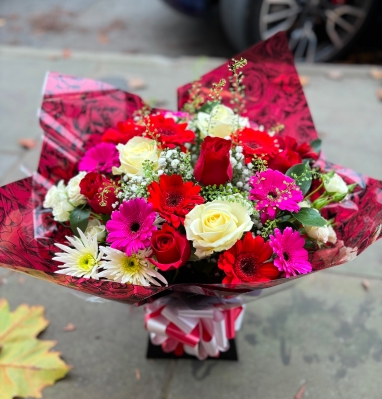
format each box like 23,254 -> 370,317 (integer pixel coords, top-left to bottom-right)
249,169 -> 303,221
269,227 -> 312,278
79,142 -> 119,174
106,198 -> 157,256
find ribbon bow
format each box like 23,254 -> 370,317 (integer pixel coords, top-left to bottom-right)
145,299 -> 245,360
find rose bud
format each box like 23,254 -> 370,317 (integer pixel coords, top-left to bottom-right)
194,136 -> 233,186
323,173 -> 348,195
79,172 -> 120,214
149,224 -> 191,271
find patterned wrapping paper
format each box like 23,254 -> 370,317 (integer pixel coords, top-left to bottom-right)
0,33 -> 381,306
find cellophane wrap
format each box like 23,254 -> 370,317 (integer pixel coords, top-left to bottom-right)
0,33 -> 381,311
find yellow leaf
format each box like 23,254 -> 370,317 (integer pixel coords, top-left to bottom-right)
0,299 -> 70,399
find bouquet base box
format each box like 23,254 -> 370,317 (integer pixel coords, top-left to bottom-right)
146,338 -> 238,361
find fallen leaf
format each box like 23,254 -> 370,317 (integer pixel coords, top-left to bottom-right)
326,70 -> 343,80
294,383 -> 306,399
18,138 -> 37,149
135,368 -> 141,381
362,279 -> 370,291
0,18 -> 6,27
98,32 -> 109,44
299,76 -> 309,87
62,48 -> 72,58
377,89 -> 382,102
128,77 -> 146,90
370,68 -> 382,80
63,323 -> 76,332
0,298 -> 70,399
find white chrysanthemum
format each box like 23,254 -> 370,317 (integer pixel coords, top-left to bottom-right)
53,229 -> 102,278
67,172 -> 87,207
97,247 -> 168,286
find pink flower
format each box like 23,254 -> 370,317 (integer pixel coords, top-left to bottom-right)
106,199 -> 157,256
78,142 -> 119,174
249,169 -> 303,221
269,227 -> 312,278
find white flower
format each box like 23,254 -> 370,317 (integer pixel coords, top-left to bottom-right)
324,173 -> 348,195
112,136 -> 159,177
44,181 -> 74,222
85,219 -> 106,242
305,225 -> 337,244
67,172 -> 87,207
97,247 -> 168,286
171,159 -> 180,168
184,200 -> 253,258
298,200 -> 312,208
53,229 -> 102,278
196,104 -> 249,138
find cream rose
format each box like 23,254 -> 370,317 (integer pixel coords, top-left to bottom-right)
196,104 -> 249,138
85,219 -> 106,242
324,173 -> 348,195
67,172 -> 87,207
184,200 -> 253,258
43,181 -> 74,222
305,225 -> 337,244
112,136 -> 159,177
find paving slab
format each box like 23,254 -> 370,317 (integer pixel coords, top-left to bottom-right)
0,47 -> 382,398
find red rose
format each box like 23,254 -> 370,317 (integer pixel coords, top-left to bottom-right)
149,224 -> 191,271
101,119 -> 145,145
80,172 -> 119,214
267,148 -> 302,173
194,136 -> 232,186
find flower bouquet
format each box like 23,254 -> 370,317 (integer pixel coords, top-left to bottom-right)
0,33 -> 381,360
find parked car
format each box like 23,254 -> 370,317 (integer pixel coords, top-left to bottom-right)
161,0 -> 380,62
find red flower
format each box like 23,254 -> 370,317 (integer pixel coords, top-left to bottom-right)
239,127 -> 279,163
101,119 -> 145,145
194,136 -> 232,186
218,232 -> 279,284
79,172 -> 120,214
147,174 -> 204,228
149,223 -> 190,271
148,114 -> 195,151
268,136 -> 318,173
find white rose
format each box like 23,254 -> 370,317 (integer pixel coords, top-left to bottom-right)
305,225 -> 337,244
184,200 -> 253,258
85,219 -> 106,242
196,104 -> 249,138
324,173 -> 348,194
44,181 -> 74,222
67,172 -> 87,207
112,136 -> 159,177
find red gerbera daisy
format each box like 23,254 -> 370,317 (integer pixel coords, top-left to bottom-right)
148,114 -> 195,151
238,127 -> 279,163
101,119 -> 145,145
218,232 -> 279,284
147,174 -> 204,228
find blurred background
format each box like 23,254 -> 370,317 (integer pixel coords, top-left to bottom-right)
0,0 -> 381,63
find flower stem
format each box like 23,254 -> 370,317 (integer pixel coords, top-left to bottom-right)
305,182 -> 324,199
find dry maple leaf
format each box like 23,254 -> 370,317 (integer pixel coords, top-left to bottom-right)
294,383 -> 306,399
0,298 -> 70,399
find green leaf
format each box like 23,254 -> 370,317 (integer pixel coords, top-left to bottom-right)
70,207 -> 90,236
285,163 -> 312,195
198,101 -> 219,114
102,214 -> 111,224
311,139 -> 322,153
0,298 -> 70,399
294,208 -> 327,227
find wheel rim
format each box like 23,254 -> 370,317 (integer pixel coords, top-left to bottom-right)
258,0 -> 374,62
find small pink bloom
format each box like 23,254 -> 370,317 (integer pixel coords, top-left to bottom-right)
269,227 -> 312,278
106,198 -> 157,256
79,142 -> 119,174
249,169 -> 303,222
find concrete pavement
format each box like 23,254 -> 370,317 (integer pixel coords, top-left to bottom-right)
0,46 -> 382,399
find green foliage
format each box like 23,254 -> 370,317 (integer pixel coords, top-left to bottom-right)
310,139 -> 322,153
293,208 -> 327,227
286,163 -> 312,195
70,207 -> 90,236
